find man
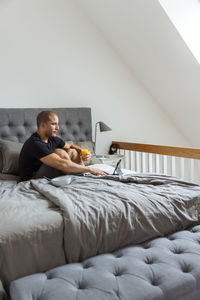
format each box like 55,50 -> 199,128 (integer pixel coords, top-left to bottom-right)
19,111 -> 108,181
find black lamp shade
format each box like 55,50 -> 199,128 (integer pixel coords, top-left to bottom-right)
99,121 -> 112,132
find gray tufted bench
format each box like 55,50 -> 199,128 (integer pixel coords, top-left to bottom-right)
10,225 -> 200,300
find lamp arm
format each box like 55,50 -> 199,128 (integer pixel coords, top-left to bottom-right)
94,122 -> 99,155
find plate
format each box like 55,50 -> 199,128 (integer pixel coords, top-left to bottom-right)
51,175 -> 72,187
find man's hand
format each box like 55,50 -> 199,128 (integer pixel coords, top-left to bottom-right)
83,151 -> 91,161
89,168 -> 108,176
64,143 -> 91,161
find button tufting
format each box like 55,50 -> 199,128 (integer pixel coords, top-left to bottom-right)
83,263 -> 91,269
114,269 -> 121,277
115,290 -> 120,297
181,264 -> 192,273
168,237 -> 175,240
143,244 -> 151,249
171,248 -> 184,254
78,282 -> 86,290
151,280 -> 159,286
182,268 -> 190,273
46,274 -> 52,280
145,257 -> 154,265
191,228 -> 199,233
116,253 -> 123,258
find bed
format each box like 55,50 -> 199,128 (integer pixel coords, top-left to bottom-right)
0,108 -> 93,293
1,108 -> 200,300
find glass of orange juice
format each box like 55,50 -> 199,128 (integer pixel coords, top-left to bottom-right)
81,149 -> 88,159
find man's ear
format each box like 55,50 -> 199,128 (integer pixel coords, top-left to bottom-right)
40,121 -> 46,129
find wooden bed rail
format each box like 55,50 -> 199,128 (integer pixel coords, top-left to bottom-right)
112,141 -> 200,160
112,141 -> 200,184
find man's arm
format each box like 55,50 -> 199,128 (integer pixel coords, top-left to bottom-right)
63,142 -> 81,153
40,153 -> 107,176
63,142 -> 73,150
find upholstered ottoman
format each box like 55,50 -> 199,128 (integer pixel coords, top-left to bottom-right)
10,225 -> 200,300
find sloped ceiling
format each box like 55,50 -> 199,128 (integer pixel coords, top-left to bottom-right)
76,0 -> 200,147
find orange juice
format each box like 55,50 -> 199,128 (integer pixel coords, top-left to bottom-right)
81,149 -> 88,159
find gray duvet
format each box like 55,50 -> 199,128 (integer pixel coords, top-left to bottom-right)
31,173 -> 200,262
1,173 -> 200,290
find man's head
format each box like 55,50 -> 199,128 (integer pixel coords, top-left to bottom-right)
37,111 -> 59,138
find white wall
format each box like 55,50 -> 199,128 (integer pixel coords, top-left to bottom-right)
77,0 -> 200,147
0,0 -> 189,154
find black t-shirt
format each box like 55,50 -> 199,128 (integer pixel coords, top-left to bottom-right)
19,132 -> 65,181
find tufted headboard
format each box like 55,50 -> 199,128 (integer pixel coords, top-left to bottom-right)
0,108 -> 92,143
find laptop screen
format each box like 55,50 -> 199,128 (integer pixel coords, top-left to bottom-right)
113,159 -> 123,175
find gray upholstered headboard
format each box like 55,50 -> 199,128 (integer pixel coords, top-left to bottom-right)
0,108 -> 92,143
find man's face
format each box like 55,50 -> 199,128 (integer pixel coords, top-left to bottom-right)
44,114 -> 59,137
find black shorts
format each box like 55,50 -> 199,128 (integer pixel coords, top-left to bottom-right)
32,164 -> 63,179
